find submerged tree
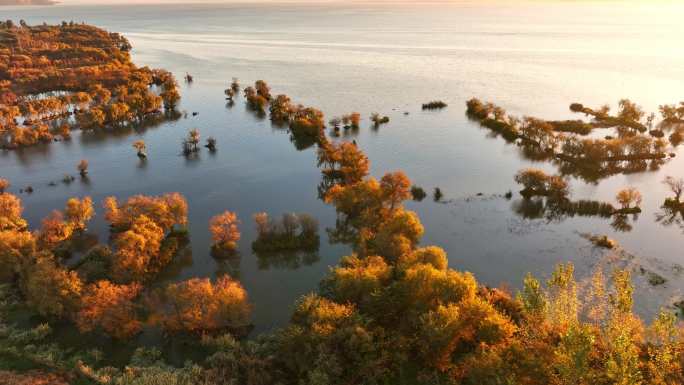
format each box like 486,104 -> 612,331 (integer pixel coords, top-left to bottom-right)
251,212 -> 319,253
188,129 -> 200,151
231,77 -> 240,93
254,80 -> 272,101
224,87 -> 235,101
132,140 -> 147,158
370,112 -> 390,127
209,211 -> 241,252
663,176 -> 684,206
269,94 -> 293,123
205,137 -> 217,152
342,112 -> 361,129
615,187 -> 642,210
514,168 -> 569,199
77,159 -> 89,178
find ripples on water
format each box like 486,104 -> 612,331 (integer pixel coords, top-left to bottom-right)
4,1 -> 684,329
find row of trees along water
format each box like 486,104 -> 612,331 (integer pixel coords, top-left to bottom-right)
3,74 -> 684,385
466,97 -> 684,182
0,21 -> 181,149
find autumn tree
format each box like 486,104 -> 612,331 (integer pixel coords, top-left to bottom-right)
244,86 -> 267,112
645,310 -> 682,383
663,176 -> 684,204
184,129 -> 200,153
322,255 -> 391,309
604,269 -> 643,385
380,171 -> 411,211
77,159 -> 89,177
103,193 -> 187,233
615,187 -> 642,210
64,196 -> 94,232
230,77 -> 240,93
318,141 -> 369,185
132,140 -> 147,158
254,212 -> 272,237
514,168 -> 569,199
370,112 -> 389,127
251,212 -> 319,253
290,106 -> 325,137
269,94 -> 293,123
342,112 -> 361,128
209,211 -> 240,251
0,178 -> 9,194
254,80 -> 272,100
0,193 -> 28,231
76,280 -> 142,339
111,214 -> 164,282
0,228 -> 35,280
156,276 -> 251,334
618,99 -> 645,123
160,81 -> 181,110
37,210 -> 73,249
224,87 -> 235,101
22,255 -> 83,318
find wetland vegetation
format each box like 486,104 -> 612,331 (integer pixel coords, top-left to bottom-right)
2,16 -> 684,385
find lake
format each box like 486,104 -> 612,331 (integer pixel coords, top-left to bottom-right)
4,1 -> 684,333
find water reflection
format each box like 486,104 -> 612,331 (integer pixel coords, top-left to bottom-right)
10,142 -> 54,167
137,158 -> 148,169
78,111 -> 182,149
655,205 -> 684,232
511,197 -> 638,232
155,245 -> 194,283
214,255 -> 241,279
255,250 -> 320,270
289,132 -> 316,151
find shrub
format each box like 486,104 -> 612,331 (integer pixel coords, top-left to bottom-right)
411,185 -> 427,201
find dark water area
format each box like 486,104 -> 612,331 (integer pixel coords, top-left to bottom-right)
3,2 -> 684,338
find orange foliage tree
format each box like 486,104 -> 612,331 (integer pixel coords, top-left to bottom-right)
76,280 -> 142,339
0,193 -> 28,231
111,215 -> 164,282
0,178 -> 9,193
64,196 -> 94,231
209,211 -> 241,251
21,255 -> 83,318
155,276 -> 251,334
37,210 -> 73,250
103,192 -> 187,232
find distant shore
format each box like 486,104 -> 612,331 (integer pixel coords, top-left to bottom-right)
0,0 -> 58,6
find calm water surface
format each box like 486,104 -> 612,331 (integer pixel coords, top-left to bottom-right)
4,2 -> 684,332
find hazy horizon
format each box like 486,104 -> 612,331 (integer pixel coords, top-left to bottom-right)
4,0 -> 681,5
